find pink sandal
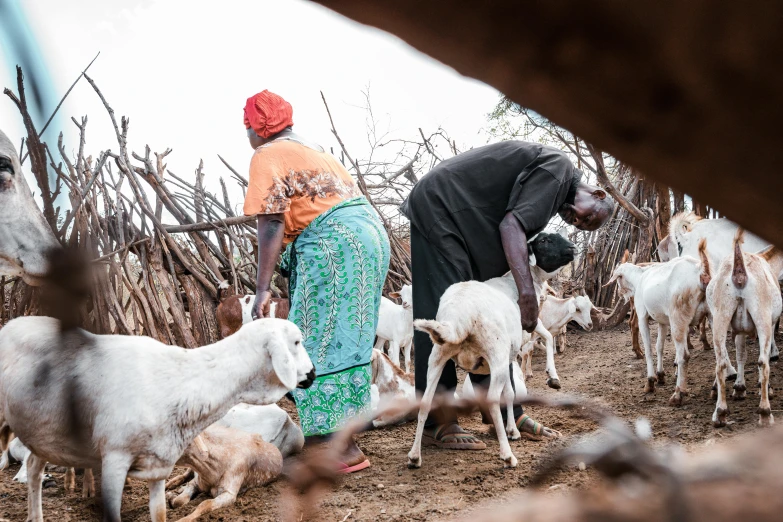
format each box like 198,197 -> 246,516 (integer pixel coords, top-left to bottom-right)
338,459 -> 371,474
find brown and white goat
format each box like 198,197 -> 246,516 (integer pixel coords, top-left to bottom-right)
216,281 -> 289,338
708,230 -> 783,427
166,425 -> 282,522
370,349 -> 416,427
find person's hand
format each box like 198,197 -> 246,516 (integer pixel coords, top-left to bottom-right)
517,291 -> 539,333
251,290 -> 272,320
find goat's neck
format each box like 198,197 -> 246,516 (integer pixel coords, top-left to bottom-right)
622,266 -> 645,293
542,297 -> 572,331
173,340 -> 274,448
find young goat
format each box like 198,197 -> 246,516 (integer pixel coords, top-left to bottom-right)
375,284 -> 414,371
370,349 -> 417,427
0,316 -> 314,522
165,426 -> 283,522
216,281 -> 289,339
608,239 -> 711,405
708,231 -> 783,427
519,294 -> 595,380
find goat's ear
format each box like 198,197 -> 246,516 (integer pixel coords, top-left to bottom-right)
389,292 -> 401,299
268,332 -> 298,390
568,300 -> 577,315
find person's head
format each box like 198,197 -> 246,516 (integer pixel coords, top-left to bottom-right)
244,90 -> 294,150
559,183 -> 614,231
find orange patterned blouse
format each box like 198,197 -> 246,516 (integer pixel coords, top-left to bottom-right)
243,139 -> 361,244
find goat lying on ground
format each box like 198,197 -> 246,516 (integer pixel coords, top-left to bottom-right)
165,426 -> 283,522
370,349 -> 417,427
215,403 -> 303,458
0,316 -> 314,522
608,239 -> 711,405
520,294 -> 595,379
709,231 -> 783,427
375,284 -> 414,371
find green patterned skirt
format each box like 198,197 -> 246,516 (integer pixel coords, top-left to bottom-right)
285,197 -> 390,436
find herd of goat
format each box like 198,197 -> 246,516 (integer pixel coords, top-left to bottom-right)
1,210 -> 782,521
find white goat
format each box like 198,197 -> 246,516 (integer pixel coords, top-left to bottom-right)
709,231 -> 783,427
0,128 -> 60,284
375,284 -> 414,372
0,316 -> 314,522
165,425 -> 283,522
608,239 -> 711,405
215,403 -> 303,458
520,294 -> 595,380
485,270 -> 559,388
410,280 -> 524,469
370,349 -> 417,427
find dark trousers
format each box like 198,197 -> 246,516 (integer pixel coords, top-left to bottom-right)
411,223 -> 523,427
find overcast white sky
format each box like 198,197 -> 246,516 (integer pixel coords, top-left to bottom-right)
0,0 -> 501,216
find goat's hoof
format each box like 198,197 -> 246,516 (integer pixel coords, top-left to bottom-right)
656,371 -> 666,385
759,412 -> 775,427
668,393 -> 683,407
644,377 -> 656,393
726,372 -> 738,382
546,378 -> 561,390
407,455 -> 422,469
503,455 -> 518,469
525,373 -> 533,381
83,484 -> 95,499
732,384 -> 747,400
771,354 -> 780,363
713,407 -> 729,427
507,428 -> 522,441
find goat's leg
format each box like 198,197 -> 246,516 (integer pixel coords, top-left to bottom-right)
65,467 -> 76,493
656,324 -> 668,385
166,468 -> 195,491
521,340 -> 534,380
700,317 -> 710,351
629,302 -> 643,359
26,453 -> 47,522
101,452 -> 133,522
757,323 -> 774,426
149,479 -> 167,522
771,332 -> 780,363
485,361 -> 517,468
168,477 -> 200,508
534,322 -> 560,389
389,338 -> 402,369
711,312 -> 733,427
503,377 -> 521,441
13,445 -> 30,483
175,490 -> 239,522
638,314 -> 656,393
83,468 -> 96,498
733,333 -> 748,400
407,348 -> 449,469
374,336 -> 386,353
0,447 -> 7,471
669,324 -> 690,406
403,340 -> 413,373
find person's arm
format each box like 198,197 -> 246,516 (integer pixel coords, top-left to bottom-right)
252,213 -> 285,319
499,212 -> 538,333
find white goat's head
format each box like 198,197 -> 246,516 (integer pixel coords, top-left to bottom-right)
0,129 -> 60,285
571,295 -> 595,331
234,319 -> 315,404
390,284 -> 413,310
606,263 -> 637,303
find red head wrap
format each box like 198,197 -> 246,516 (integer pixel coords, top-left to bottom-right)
243,90 -> 294,139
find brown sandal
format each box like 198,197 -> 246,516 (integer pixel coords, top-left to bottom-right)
422,423 -> 487,450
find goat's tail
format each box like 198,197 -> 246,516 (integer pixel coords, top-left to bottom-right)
414,319 -> 469,346
732,229 -> 748,289
697,238 -> 711,287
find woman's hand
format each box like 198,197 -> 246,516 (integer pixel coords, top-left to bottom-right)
517,291 -> 539,333
252,290 -> 272,320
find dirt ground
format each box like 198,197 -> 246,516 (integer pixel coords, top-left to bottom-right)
3,324 -> 782,522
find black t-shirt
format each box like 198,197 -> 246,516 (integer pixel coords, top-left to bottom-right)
400,141 -> 580,280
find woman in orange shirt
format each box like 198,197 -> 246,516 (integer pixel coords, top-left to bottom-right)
243,90 -> 390,473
